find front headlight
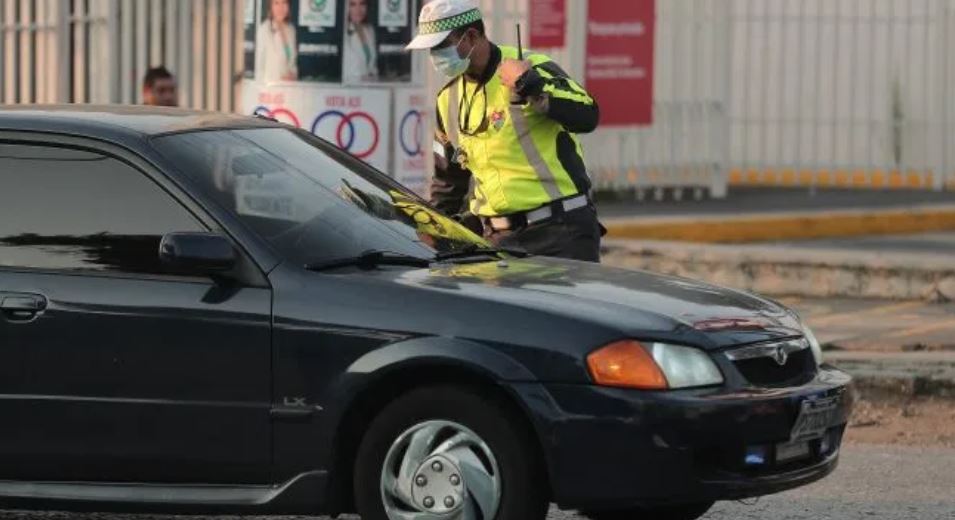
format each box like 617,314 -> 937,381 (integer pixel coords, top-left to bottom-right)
802,324 -> 824,366
587,340 -> 724,390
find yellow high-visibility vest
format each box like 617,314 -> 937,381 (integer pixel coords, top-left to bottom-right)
436,46 -> 594,217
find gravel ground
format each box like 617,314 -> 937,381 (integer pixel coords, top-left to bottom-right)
3,444 -> 953,520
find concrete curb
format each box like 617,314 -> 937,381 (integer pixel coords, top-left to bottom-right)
827,352 -> 955,402
602,204 -> 955,243
601,239 -> 955,301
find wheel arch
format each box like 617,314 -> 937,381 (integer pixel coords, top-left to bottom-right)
323,336 -> 551,514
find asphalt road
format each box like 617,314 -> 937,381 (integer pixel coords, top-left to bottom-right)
3,445 -> 952,520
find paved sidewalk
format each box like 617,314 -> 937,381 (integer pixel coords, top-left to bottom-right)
771,231 -> 955,255
784,298 -> 955,400
602,239 -> 955,301
783,297 -> 955,352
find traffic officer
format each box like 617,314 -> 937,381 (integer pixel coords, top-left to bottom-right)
406,0 -> 604,262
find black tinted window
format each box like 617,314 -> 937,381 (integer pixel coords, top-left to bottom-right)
152,128 -> 488,266
0,143 -> 204,274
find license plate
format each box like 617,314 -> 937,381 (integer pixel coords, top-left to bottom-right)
790,396 -> 840,442
776,439 -> 812,463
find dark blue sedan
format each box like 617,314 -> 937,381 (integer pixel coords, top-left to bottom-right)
0,106 -> 852,520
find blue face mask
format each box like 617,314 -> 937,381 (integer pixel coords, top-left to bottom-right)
430,38 -> 473,79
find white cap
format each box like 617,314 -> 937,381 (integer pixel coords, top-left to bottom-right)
406,0 -> 482,51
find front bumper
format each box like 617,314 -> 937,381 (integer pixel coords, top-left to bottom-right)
511,365 -> 853,509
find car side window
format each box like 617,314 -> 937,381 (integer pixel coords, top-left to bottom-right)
0,142 -> 205,276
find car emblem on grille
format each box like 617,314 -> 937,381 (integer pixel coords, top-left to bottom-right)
724,338 -> 809,365
771,345 -> 789,366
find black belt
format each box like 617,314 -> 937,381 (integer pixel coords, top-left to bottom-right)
482,194 -> 591,232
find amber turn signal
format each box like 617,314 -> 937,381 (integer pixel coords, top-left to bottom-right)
586,340 -> 669,390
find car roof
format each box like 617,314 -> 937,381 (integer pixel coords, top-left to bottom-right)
0,104 -> 282,143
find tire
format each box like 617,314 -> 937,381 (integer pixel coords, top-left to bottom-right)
581,501 -> 715,520
354,385 -> 549,520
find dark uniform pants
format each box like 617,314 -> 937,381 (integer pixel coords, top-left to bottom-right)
484,206 -> 603,263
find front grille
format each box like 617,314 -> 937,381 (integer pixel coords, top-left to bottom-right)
733,347 -> 817,387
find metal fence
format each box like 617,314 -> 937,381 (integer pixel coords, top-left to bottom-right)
728,0 -> 955,191
0,0 -> 243,110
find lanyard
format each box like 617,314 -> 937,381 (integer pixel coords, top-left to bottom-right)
458,77 -> 489,136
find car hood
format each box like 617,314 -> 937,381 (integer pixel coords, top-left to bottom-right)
392,256 -> 804,350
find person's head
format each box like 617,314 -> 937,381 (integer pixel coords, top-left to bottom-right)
405,0 -> 488,79
348,0 -> 368,25
431,20 -> 486,76
268,0 -> 290,24
142,66 -> 178,107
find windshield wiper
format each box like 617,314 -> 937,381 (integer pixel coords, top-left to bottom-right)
434,244 -> 531,262
304,250 -> 432,272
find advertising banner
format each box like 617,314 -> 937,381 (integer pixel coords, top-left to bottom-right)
310,89 -> 391,170
251,0 -> 416,85
393,88 -> 431,195
245,81 -> 392,171
342,0 -> 416,84
255,0 -> 343,83
529,0 -> 566,49
585,0 -> 655,126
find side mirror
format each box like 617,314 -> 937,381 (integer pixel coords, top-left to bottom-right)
159,232 -> 237,274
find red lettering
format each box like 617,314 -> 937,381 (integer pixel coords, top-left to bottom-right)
348,96 -> 362,108
327,96 -> 346,107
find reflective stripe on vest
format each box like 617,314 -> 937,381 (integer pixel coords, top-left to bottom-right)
447,81 -> 460,149
507,104 -> 563,200
447,80 -> 563,203
438,46 -> 589,216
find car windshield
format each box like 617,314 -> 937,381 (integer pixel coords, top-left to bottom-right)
152,128 -> 489,266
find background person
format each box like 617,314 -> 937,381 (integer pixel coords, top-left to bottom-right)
142,67 -> 178,107
342,0 -> 378,83
256,0 -> 298,82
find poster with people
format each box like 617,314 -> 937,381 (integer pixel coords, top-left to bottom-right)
254,0 -> 344,84
342,0 -> 416,84
249,0 -> 416,85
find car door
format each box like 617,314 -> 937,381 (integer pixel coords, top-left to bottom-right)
0,139 -> 272,484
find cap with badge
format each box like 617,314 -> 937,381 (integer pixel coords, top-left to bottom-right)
405,0 -> 483,50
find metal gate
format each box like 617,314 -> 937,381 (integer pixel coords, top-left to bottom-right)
0,0 -> 243,110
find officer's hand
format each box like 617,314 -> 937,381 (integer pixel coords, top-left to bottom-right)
500,59 -> 531,89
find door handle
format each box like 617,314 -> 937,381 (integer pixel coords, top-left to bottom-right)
0,293 -> 48,322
